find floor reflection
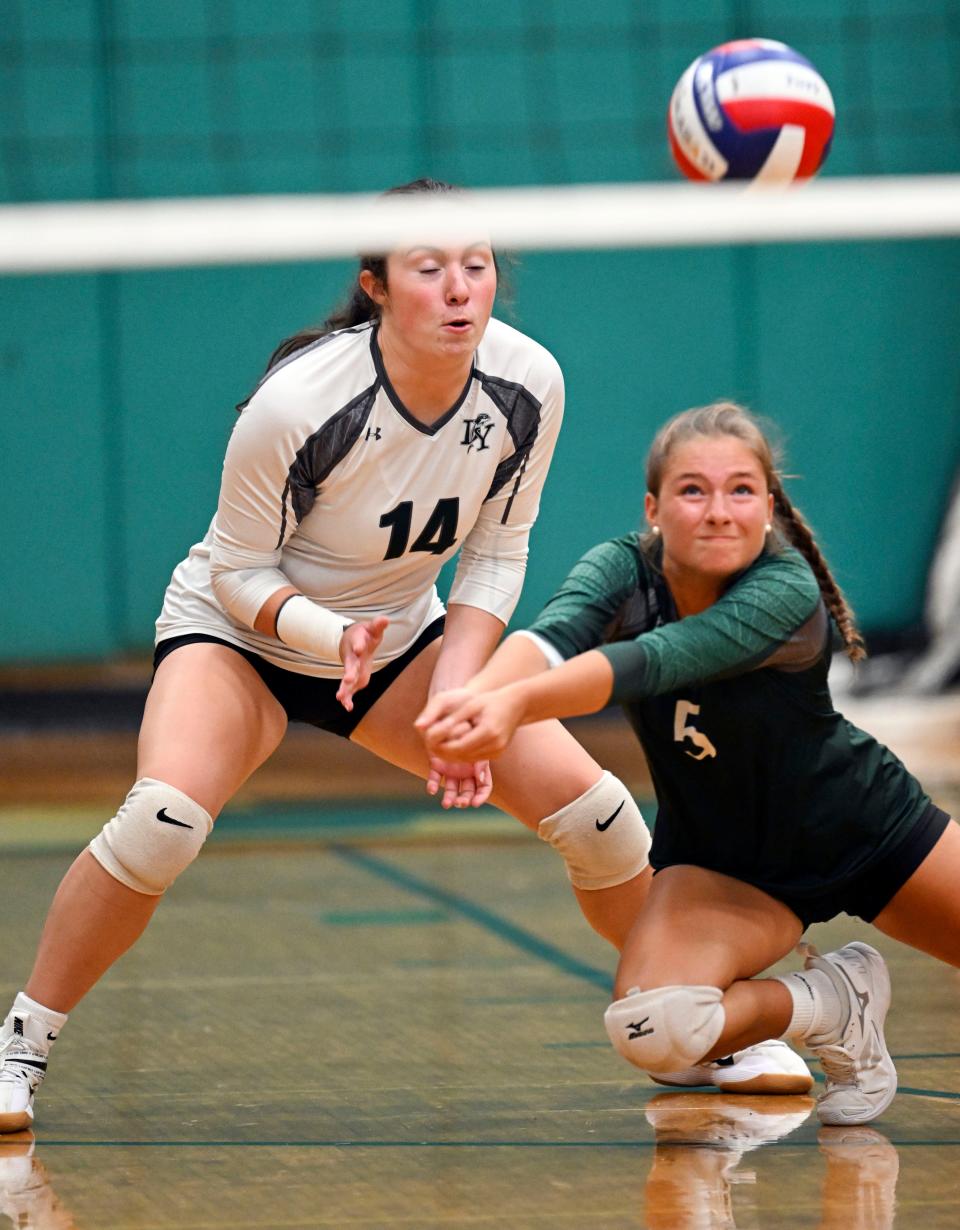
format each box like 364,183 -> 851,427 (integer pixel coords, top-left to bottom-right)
0,1132 -> 75,1230
818,1124 -> 900,1230
643,1093 -> 899,1229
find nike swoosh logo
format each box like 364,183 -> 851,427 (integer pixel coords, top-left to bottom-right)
596,800 -> 625,831
46,1032 -> 58,1042
156,808 -> 194,829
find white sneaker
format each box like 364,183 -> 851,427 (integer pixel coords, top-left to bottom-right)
650,1039 -> 814,1095
801,941 -> 897,1126
0,1010 -> 54,1134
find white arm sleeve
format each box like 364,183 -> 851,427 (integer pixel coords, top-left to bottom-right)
275,595 -> 351,661
207,384 -> 339,633
448,359 -> 564,623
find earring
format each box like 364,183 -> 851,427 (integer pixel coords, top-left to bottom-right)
765,523 -> 772,533
651,525 -> 660,536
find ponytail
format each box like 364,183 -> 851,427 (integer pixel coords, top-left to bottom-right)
260,269 -> 385,372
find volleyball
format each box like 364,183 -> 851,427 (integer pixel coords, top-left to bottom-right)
667,39 -> 835,184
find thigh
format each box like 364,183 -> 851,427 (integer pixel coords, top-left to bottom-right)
871,817 -> 960,966
138,643 -> 288,817
351,638 -> 604,828
615,864 -> 803,995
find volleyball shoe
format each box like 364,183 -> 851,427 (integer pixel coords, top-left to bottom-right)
650,1038 -> 814,1094
800,941 -> 898,1125
0,1008 -> 55,1134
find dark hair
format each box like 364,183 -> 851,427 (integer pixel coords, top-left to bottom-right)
260,178 -> 481,373
638,400 -> 866,662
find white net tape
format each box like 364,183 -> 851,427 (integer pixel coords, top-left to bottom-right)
1,175 -> 959,274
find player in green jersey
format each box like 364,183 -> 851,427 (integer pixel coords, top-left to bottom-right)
417,400 -> 959,1126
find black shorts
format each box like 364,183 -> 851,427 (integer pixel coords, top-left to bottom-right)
765,803 -> 949,930
153,616 -> 445,738
652,802 -> 951,931
811,802 -> 950,927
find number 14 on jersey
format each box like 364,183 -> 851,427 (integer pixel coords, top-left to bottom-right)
379,499 -> 460,560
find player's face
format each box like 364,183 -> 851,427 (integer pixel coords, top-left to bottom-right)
374,243 -> 497,361
645,435 -> 774,588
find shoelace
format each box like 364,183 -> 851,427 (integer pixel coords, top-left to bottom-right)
0,1046 -> 47,1092
816,1043 -> 858,1089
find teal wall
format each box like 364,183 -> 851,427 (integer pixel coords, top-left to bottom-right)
2,1 -> 959,661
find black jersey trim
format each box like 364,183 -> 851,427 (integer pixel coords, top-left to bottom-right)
474,369 -> 543,517
370,325 -> 475,436
236,324 -> 373,412
275,382 -> 379,547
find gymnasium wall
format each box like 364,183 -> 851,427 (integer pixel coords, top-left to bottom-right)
2,0 -> 959,661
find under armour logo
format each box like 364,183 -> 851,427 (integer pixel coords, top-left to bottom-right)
461,412 -> 494,452
627,1017 -> 653,1040
365,426 -> 382,441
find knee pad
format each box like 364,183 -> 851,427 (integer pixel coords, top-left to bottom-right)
537,771 -> 651,890
88,777 -> 213,895
604,984 -> 725,1073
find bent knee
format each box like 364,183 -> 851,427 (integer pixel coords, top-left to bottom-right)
88,778 -> 213,895
538,771 -> 651,889
603,984 -> 725,1073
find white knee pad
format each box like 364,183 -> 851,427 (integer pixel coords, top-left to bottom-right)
88,777 -> 213,895
604,985 -> 725,1073
537,771 -> 651,890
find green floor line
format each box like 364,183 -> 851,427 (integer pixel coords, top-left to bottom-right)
26,1138 -> 960,1149
332,844 -> 612,992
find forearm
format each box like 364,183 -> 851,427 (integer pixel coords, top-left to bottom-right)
430,603 -> 506,694
252,587 -> 352,661
253,586 -> 299,637
465,632 -> 552,692
501,649 -> 614,725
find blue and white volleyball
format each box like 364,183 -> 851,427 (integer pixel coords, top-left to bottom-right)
668,39 -> 835,184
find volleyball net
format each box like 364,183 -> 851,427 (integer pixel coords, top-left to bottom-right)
2,174 -> 960,272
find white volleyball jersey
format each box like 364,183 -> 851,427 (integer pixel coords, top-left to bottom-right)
156,317 -> 564,677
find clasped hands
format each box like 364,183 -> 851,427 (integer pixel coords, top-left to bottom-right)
336,616 -> 519,812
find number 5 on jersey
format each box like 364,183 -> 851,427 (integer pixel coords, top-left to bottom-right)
379,499 -> 460,560
674,700 -> 717,761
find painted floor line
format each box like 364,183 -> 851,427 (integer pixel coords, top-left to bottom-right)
331,844 -> 612,992
24,1138 -> 960,1149
333,848 -> 960,1106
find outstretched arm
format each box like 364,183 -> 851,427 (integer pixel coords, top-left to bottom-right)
460,631 -> 555,692
417,648 -> 614,762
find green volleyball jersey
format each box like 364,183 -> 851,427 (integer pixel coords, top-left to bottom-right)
528,533 -> 930,904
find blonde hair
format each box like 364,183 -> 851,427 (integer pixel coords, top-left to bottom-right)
644,401 -> 866,662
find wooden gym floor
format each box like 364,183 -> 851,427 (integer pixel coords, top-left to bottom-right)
1,667 -> 959,1228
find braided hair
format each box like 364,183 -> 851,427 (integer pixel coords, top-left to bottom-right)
642,401 -> 866,662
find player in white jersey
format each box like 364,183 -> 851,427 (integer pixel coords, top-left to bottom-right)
0,180 -> 802,1134
156,312 -> 560,679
